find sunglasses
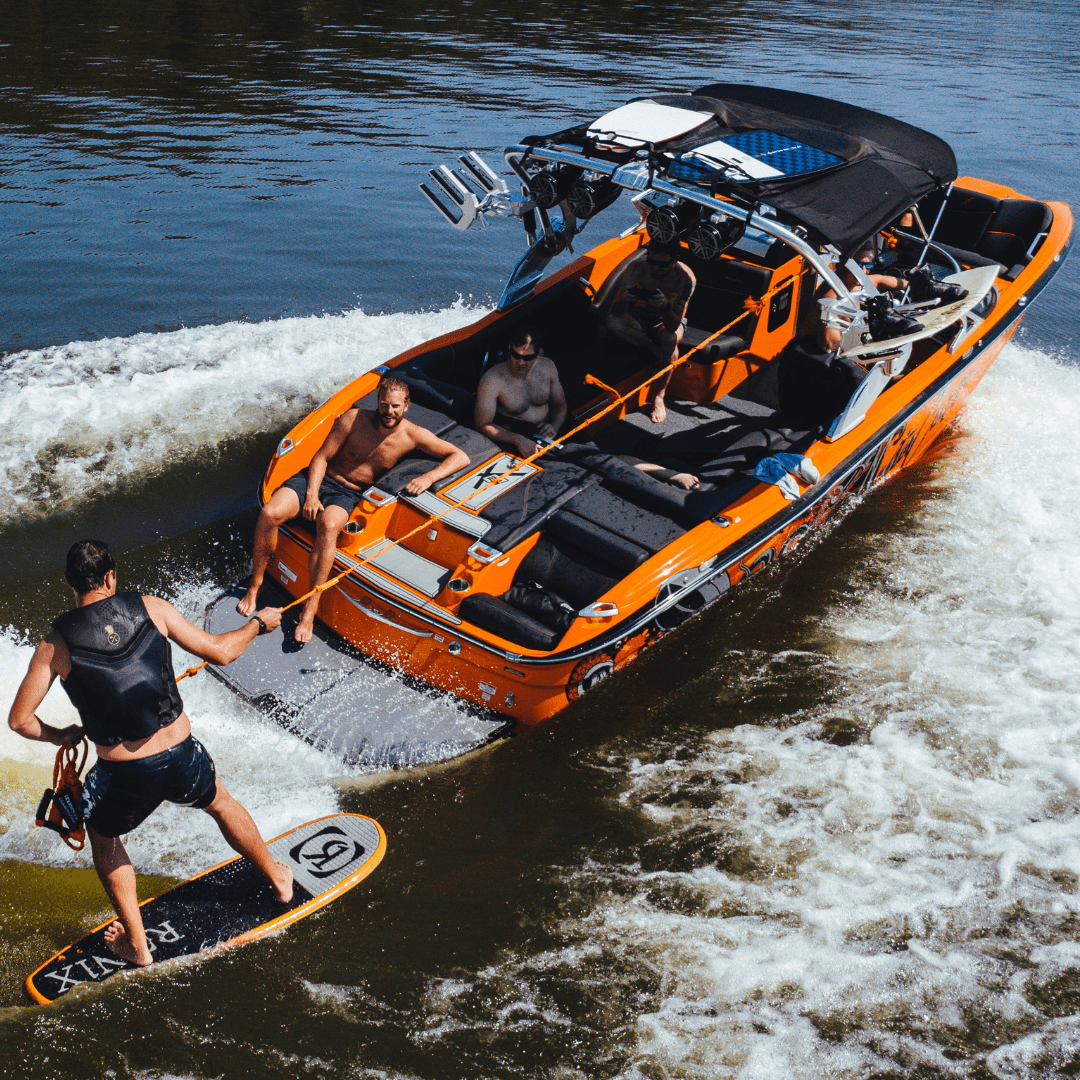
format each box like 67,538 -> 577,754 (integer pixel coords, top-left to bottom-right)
647,256 -> 675,269
510,347 -> 539,361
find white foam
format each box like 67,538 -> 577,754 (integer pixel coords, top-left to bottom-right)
410,342 -> 1080,1075
0,302 -> 484,525
609,342 -> 1080,1074
0,578 -> 350,878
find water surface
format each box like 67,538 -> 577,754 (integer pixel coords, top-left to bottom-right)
1,1 -> 1078,1077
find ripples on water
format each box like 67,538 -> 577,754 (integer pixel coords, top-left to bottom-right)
2,0 -> 1079,1076
332,344 -> 1080,1078
2,339 -> 1078,1076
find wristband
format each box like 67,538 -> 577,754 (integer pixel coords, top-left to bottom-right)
249,615 -> 269,636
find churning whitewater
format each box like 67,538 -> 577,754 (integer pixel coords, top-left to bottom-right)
376,340 -> 1080,1078
0,302 -> 484,526
2,313 -> 1078,1076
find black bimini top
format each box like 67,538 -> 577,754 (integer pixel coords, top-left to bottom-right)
531,83 -> 958,258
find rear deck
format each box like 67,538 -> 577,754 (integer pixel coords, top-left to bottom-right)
206,580 -> 512,769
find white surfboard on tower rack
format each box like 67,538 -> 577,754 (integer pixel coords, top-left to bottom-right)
587,100 -> 713,149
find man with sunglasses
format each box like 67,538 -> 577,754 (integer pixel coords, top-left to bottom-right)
474,327 -> 567,458
606,240 -> 696,424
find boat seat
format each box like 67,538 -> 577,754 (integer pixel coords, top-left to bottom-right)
915,188 -> 1053,281
455,520 -> 626,648
923,188 -> 1001,253
683,255 -> 771,339
560,483 -> 686,554
979,198 -> 1054,280
394,352 -> 478,427
515,534 -> 618,608
597,456 -> 757,528
367,426 -> 501,500
679,326 -> 749,362
457,591 -> 563,652
459,533 -> 621,652
540,441 -> 758,529
545,510 -> 651,575
477,458 -> 598,553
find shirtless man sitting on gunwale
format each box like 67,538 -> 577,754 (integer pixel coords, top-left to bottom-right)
474,327 -> 567,459
238,374 -> 470,643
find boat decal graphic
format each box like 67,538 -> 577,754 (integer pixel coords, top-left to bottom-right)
443,454 -> 538,510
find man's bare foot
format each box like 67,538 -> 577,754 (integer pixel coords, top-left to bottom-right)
104,921 -> 153,966
671,472 -> 699,490
650,396 -> 667,424
270,859 -> 294,904
294,613 -> 315,645
237,584 -> 260,618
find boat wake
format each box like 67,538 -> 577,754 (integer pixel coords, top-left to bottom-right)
0,302 -> 484,527
394,340 -> 1080,1076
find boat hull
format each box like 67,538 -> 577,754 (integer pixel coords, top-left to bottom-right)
266,293 -> 1016,724
249,179 -> 1071,733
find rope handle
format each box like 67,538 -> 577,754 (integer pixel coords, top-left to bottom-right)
52,736 -> 88,790
36,737 -> 90,851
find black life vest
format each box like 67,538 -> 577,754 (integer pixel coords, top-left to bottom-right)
52,592 -> 184,747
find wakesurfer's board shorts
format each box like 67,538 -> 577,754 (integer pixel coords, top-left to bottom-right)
80,735 -> 218,838
282,473 -> 362,516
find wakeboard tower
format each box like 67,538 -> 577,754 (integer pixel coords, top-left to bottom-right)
206,83 -> 1070,762
26,813 -> 386,1004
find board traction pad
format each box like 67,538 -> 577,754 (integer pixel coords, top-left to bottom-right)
26,813 -> 385,1004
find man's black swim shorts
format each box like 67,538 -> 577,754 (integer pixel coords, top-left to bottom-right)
80,735 -> 218,838
282,473 -> 362,516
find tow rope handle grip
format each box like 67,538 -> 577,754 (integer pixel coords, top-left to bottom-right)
35,789 -> 54,826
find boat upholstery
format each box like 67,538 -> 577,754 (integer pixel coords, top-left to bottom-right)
559,483 -> 687,554
683,255 -> 770,340
457,591 -> 563,651
460,533 -> 622,652
917,188 -> 1054,280
395,348 -> 478,426
460,468 -> 695,651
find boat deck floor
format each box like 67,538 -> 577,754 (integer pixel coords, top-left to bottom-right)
205,579 -> 512,770
592,392 -> 776,453
589,380 -> 810,490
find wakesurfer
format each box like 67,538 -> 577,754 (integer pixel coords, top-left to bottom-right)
8,539 -> 292,967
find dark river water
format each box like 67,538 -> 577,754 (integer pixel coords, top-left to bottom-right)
2,1 -> 1079,1077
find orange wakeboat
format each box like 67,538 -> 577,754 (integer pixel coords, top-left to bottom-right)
208,84 -> 1071,765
